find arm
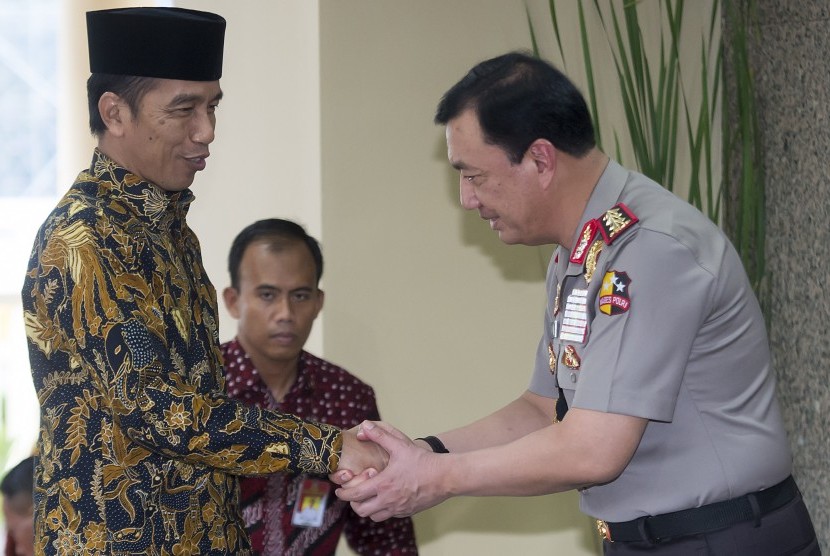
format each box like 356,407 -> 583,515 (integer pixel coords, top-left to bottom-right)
24,218 -> 344,476
337,407 -> 647,521
334,390 -> 555,484
427,390 -> 557,452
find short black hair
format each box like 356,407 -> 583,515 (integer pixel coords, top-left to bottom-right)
228,219 -> 323,289
435,51 -> 595,163
86,73 -> 158,136
1,456 -> 34,500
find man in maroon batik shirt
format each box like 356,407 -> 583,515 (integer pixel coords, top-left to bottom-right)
221,219 -> 418,555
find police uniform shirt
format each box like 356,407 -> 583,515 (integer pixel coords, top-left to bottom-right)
529,160 -> 792,522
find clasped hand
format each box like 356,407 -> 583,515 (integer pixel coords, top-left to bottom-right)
329,421 -> 448,521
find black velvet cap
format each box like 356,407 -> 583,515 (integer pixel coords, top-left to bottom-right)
86,7 -> 226,81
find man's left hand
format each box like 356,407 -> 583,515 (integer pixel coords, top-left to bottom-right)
334,420 -> 449,521
332,425 -> 389,482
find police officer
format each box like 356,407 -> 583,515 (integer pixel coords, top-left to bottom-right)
333,51 -> 819,555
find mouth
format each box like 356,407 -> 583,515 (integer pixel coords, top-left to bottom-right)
270,332 -> 297,345
184,153 -> 209,171
480,212 -> 499,229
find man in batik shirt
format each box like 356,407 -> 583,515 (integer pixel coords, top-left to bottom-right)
221,219 -> 418,555
22,8 -> 378,555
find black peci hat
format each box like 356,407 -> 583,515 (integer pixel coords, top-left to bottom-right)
86,7 -> 226,81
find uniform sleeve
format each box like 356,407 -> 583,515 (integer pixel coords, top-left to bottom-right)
572,230 -> 715,421
344,388 -> 418,555
24,219 -> 341,477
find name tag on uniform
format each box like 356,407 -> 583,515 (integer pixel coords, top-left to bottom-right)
292,478 -> 331,528
560,288 -> 588,343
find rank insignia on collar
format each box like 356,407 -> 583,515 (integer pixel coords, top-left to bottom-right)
599,270 -> 632,315
598,203 -> 638,245
561,345 -> 581,370
570,219 -> 599,264
584,239 -> 604,284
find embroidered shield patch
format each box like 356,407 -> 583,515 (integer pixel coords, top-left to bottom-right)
599,270 -> 631,315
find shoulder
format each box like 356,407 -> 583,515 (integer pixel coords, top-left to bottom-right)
219,339 -> 248,376
618,176 -> 721,239
219,338 -> 234,357
611,175 -> 730,271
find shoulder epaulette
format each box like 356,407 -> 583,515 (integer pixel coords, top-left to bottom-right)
569,203 -> 639,265
569,219 -> 599,264
597,202 -> 638,245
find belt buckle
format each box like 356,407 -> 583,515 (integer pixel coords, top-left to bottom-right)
596,519 -> 612,542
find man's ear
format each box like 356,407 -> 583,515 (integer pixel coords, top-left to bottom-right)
527,139 -> 557,187
98,92 -> 128,137
222,287 -> 240,318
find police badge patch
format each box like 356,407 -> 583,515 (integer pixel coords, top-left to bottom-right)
599,270 -> 631,315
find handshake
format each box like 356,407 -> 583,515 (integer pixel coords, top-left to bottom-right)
329,421 -> 451,521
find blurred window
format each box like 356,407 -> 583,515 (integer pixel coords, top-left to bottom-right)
0,0 -> 59,478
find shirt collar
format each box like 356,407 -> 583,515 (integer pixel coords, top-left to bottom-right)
573,159 -> 628,243
88,149 -> 194,232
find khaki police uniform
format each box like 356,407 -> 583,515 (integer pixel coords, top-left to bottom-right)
529,161 -> 795,529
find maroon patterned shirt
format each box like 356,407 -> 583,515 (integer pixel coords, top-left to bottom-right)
221,338 -> 418,556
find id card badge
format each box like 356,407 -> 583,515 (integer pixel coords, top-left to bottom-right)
291,478 -> 331,528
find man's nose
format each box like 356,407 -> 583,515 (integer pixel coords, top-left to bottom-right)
460,178 -> 480,210
191,110 -> 216,144
273,296 -> 293,321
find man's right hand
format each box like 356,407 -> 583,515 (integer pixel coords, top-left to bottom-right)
333,420 -> 449,521
331,425 -> 389,483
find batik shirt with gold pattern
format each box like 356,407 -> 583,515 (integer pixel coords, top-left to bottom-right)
22,150 -> 342,555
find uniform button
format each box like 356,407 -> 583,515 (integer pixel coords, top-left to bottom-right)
570,372 -> 577,383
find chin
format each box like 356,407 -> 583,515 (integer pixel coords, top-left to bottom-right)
268,348 -> 302,362
497,232 -> 521,245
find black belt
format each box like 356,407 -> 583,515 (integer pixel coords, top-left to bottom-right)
597,475 -> 799,544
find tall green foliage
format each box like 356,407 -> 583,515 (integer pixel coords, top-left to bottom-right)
528,0 -> 766,305
722,0 -> 766,308
529,0 -> 722,221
